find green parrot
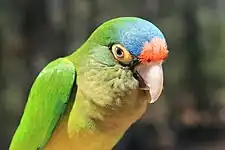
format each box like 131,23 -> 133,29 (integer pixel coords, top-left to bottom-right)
9,17 -> 169,150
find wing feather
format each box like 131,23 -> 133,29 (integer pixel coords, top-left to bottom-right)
10,58 -> 76,150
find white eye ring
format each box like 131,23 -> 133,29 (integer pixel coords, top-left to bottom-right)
111,44 -> 133,64
112,45 -> 124,58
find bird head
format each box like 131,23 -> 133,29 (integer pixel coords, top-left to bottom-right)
75,17 -> 168,104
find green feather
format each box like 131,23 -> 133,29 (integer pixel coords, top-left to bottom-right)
10,58 -> 76,150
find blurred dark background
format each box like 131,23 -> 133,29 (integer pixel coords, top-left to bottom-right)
1,0 -> 225,150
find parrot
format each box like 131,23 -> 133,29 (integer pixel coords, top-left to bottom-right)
9,17 -> 169,150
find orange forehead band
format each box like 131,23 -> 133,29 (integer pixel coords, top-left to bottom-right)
138,38 -> 169,63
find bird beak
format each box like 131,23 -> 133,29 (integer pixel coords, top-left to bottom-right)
135,62 -> 164,103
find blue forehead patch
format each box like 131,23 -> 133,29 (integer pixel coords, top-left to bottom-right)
118,19 -> 165,56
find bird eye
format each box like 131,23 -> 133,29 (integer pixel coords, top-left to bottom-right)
115,47 -> 124,58
111,44 -> 133,65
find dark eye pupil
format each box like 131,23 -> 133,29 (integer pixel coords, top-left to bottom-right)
115,47 -> 123,57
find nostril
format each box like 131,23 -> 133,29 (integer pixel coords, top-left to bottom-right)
147,59 -> 151,62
